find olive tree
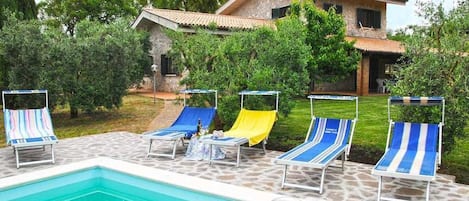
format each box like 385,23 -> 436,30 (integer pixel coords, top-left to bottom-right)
290,0 -> 360,85
168,16 -> 311,128
392,1 -> 469,152
0,17 -> 150,118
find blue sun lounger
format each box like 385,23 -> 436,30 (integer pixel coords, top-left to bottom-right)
2,90 -> 58,168
142,89 -> 217,159
275,95 -> 358,194
372,96 -> 445,201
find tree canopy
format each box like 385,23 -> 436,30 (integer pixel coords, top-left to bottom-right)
0,17 -> 150,117
167,16 -> 311,128
151,0 -> 228,13
392,1 -> 469,152
290,0 -> 360,85
38,0 -> 139,36
0,0 -> 37,29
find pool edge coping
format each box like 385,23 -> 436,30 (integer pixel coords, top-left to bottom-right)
0,157 -> 304,201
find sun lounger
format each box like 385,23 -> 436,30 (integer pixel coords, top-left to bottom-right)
202,90 -> 279,167
372,96 -> 445,201
142,89 -> 217,159
2,90 -> 58,168
274,95 -> 358,194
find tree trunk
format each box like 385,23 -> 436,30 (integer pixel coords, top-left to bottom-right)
70,106 -> 78,118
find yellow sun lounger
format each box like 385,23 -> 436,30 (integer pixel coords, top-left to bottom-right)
224,108 -> 277,146
202,90 -> 279,167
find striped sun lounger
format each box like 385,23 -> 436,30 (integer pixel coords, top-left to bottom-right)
275,118 -> 355,194
274,95 -> 358,194
372,96 -> 445,201
3,90 -> 58,168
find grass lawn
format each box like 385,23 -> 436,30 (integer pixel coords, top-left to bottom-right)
269,96 -> 389,151
0,94 -> 164,147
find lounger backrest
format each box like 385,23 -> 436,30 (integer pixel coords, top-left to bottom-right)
4,108 -> 54,143
390,122 -> 439,152
307,118 -> 352,145
229,109 -> 277,133
171,106 -> 216,128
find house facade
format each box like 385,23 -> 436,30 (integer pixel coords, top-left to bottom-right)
217,0 -> 406,95
132,8 -> 272,92
132,0 -> 406,95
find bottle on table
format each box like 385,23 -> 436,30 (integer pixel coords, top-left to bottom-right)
196,118 -> 202,137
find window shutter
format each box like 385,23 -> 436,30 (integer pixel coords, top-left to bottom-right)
272,8 -> 280,19
373,11 -> 381,28
338,6 -> 343,14
357,8 -> 364,27
160,55 -> 167,75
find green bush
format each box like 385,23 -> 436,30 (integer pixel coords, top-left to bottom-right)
392,2 -> 469,152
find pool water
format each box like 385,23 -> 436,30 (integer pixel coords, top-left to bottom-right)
0,167 -> 230,201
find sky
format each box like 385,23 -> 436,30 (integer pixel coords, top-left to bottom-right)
387,0 -> 460,31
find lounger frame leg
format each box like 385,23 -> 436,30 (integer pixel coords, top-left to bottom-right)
171,140 -> 178,159
281,165 -> 287,188
262,140 -> 267,154
319,168 -> 326,194
281,166 -> 328,194
51,144 -> 55,164
208,144 -> 213,166
14,144 -> 56,168
15,147 -> 20,169
341,152 -> 345,171
376,176 -> 431,201
146,138 -> 181,159
236,144 -> 241,167
425,181 -> 430,201
147,139 -> 153,158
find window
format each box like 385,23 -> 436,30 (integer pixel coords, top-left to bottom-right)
272,5 -> 290,19
323,3 -> 342,14
160,54 -> 176,76
357,8 -> 381,29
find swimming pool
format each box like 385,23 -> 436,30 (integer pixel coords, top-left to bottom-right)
0,158 -> 290,201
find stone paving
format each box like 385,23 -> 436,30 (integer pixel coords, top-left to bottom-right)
0,132 -> 468,201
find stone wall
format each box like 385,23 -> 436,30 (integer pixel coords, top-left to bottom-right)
229,0 -> 387,39
147,25 -> 184,92
230,0 -> 291,19
315,0 -> 387,39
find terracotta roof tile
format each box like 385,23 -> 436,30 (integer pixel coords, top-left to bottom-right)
346,36 -> 405,54
144,8 -> 273,30
217,0 -> 408,14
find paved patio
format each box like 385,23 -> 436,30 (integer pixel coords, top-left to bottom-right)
0,132 -> 468,201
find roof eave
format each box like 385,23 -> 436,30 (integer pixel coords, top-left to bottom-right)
216,0 -> 247,15
376,0 -> 408,5
132,10 -> 179,31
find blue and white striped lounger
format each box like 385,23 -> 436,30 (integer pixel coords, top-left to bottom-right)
275,117 -> 355,194
372,96 -> 444,201
372,122 -> 442,201
373,123 -> 439,181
